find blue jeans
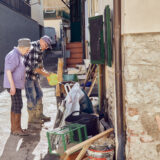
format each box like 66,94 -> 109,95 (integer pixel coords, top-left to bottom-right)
25,79 -> 43,111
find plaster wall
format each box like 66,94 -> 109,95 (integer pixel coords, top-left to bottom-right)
44,19 -> 62,38
122,0 -> 160,34
31,0 -> 44,26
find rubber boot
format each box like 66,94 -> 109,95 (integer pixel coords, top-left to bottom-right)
28,109 -> 43,124
13,113 -> 29,136
36,104 -> 50,122
11,112 -> 15,134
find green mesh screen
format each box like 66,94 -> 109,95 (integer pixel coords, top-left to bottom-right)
89,15 -> 105,64
104,5 -> 112,67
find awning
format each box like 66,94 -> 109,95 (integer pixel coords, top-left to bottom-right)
43,0 -> 69,12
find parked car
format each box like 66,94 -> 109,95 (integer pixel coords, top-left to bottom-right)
44,27 -> 57,48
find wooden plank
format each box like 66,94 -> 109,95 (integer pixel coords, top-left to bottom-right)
64,128 -> 113,157
98,64 -> 103,110
75,143 -> 91,160
70,53 -> 83,59
87,73 -> 97,97
56,58 -> 64,97
61,151 -> 87,160
83,64 -> 97,90
66,58 -> 83,64
66,42 -> 82,49
69,48 -> 83,53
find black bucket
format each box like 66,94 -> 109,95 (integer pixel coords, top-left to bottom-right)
65,111 -> 99,136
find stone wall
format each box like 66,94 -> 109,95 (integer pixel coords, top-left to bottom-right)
105,66 -> 116,127
123,33 -> 160,159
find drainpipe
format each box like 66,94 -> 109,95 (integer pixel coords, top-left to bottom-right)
81,0 -> 86,59
113,0 -> 125,160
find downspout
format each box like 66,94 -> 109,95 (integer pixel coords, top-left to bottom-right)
113,0 -> 125,160
81,0 -> 86,59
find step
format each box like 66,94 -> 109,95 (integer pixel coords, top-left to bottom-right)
67,64 -> 77,68
70,53 -> 83,59
66,42 -> 82,49
68,48 -> 83,54
66,58 -> 83,64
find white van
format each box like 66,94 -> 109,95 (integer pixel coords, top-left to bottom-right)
44,27 -> 57,47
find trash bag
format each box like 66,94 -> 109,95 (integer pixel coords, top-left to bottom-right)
80,90 -> 94,114
65,111 -> 99,136
64,83 -> 84,118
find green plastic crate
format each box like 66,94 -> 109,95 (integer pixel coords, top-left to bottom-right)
46,123 -> 88,155
63,74 -> 78,82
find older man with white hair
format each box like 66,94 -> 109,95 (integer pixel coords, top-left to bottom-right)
24,35 -> 52,124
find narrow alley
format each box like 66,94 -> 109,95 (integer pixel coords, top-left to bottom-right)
1,0 -> 160,160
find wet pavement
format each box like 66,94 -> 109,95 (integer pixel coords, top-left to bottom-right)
0,51 -> 62,160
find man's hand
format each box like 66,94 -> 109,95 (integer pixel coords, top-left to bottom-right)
45,72 -> 50,77
34,68 -> 41,73
34,68 -> 50,77
10,85 -> 16,96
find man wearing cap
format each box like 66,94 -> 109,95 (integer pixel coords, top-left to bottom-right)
3,38 -> 31,136
24,35 -> 52,124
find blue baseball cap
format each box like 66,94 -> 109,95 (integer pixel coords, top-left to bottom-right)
41,35 -> 52,49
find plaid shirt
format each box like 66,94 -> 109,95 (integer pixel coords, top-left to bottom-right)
24,41 -> 43,80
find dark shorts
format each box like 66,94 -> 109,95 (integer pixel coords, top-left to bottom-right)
7,88 -> 23,113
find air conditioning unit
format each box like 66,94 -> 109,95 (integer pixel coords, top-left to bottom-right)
44,9 -> 56,14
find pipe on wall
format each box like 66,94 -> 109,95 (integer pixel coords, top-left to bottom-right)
81,0 -> 86,59
113,0 -> 125,159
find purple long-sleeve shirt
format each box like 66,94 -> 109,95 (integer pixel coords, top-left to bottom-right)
3,47 -> 26,89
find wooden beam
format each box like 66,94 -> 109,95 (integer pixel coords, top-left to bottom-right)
87,72 -> 97,97
83,64 -> 92,90
63,128 -> 113,158
75,143 -> 91,160
56,58 -> 64,97
83,64 -> 96,90
98,64 -> 104,111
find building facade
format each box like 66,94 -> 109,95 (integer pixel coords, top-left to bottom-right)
122,0 -> 160,159
30,0 -> 44,26
86,0 -> 160,159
